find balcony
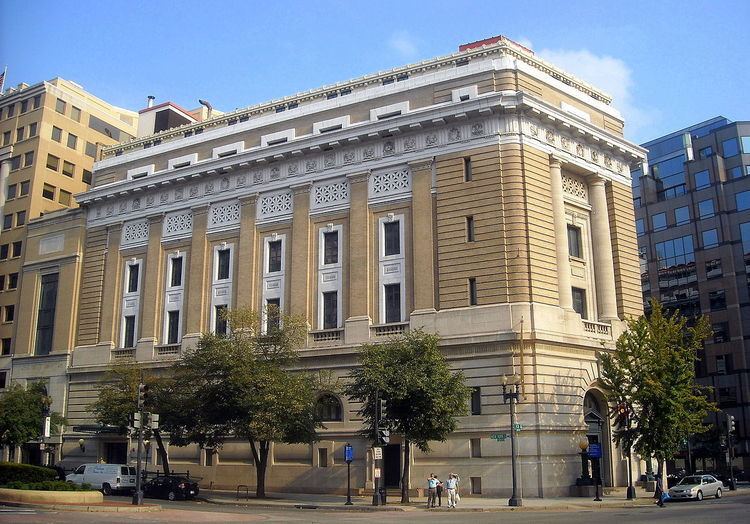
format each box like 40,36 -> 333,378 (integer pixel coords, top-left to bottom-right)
155,344 -> 181,358
371,322 -> 408,338
582,320 -> 611,339
111,348 -> 135,361
309,329 -> 344,346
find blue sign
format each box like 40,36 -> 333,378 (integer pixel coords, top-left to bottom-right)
344,444 -> 353,463
588,443 -> 602,458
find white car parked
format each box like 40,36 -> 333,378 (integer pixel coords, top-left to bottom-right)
66,463 -> 137,495
668,474 -> 723,501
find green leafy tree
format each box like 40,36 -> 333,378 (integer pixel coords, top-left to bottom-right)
166,306 -> 319,498
345,330 -> 471,503
600,299 -> 715,482
0,382 -> 66,450
90,364 -> 173,474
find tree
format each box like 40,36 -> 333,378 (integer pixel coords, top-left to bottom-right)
90,363 -> 173,475
345,330 -> 471,503
600,299 -> 715,482
166,306 -> 319,498
0,381 -> 65,450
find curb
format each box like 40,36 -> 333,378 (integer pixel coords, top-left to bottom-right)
0,501 -> 162,513
200,498 -> 410,511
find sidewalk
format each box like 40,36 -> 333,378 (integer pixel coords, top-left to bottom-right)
202,485 -> 727,512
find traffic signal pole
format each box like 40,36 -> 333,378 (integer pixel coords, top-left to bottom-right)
372,389 -> 380,506
132,382 -> 146,505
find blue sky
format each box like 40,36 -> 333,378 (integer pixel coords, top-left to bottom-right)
1,0 -> 748,144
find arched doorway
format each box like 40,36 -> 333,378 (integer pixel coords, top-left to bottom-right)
583,390 -> 611,486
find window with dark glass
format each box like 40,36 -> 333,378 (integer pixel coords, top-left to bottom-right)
698,146 -> 713,159
572,287 -> 587,319
11,241 -> 21,257
464,157 -> 472,181
19,181 -> 29,196
728,166 -> 743,179
215,305 -> 228,336
55,98 -> 66,114
6,104 -> 14,117
7,273 -> 17,289
636,219 -> 645,235
20,100 -> 28,113
46,154 -> 59,171
9,156 -> 20,170
466,216 -> 475,242
16,212 -> 25,227
709,289 -> 726,311
267,241 -> 282,272
24,151 -> 33,167
697,199 -> 714,219
127,263 -> 139,293
123,315 -> 136,348
722,138 -> 739,157
266,299 -> 280,332
28,122 -> 37,137
712,322 -> 729,344
1,338 -> 10,356
62,161 -> 74,177
16,127 -> 23,142
384,283 -> 401,323
71,106 -> 81,122
85,141 -> 97,158
651,154 -> 686,200
705,258 -> 722,279
567,225 -> 582,257
315,394 -> 342,421
32,95 -> 41,109
674,206 -> 690,225
4,305 -> 14,322
323,291 -> 338,329
471,386 -> 482,415
384,221 -> 400,256
737,191 -> 750,211
652,212 -> 667,231
2,131 -> 9,146
0,244 -> 7,259
67,133 -> 78,149
58,190 -> 71,207
34,273 -> 58,356
468,277 -> 478,306
3,214 -> 12,230
217,248 -> 230,280
0,371 -> 5,389
0,275 -> 4,290
702,229 -> 719,248
51,126 -> 62,142
170,257 -> 183,287
167,310 -> 180,344
323,231 -> 338,265
82,169 -> 93,185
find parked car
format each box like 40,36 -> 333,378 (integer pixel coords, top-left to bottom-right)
66,463 -> 137,495
668,474 -> 723,501
143,476 -> 199,501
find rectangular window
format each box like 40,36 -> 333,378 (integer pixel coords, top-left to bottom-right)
712,322 -> 729,344
318,448 -> 328,468
266,298 -> 280,332
322,291 -> 338,329
2,131 -> 9,145
71,106 -> 81,122
267,240 -> 282,272
471,477 -> 482,495
470,438 -> 482,458
19,181 -> 29,196
20,100 -> 28,113
8,273 -> 18,289
0,275 -> 4,290
11,241 -> 21,257
62,160 -> 75,177
51,126 -> 62,142
0,371 -> 6,389
468,277 -> 478,306
702,229 -> 719,248
567,225 -> 582,257
742,136 -> 750,154
24,151 -> 33,167
466,216 -> 475,242
28,122 -> 37,137
6,104 -> 14,117
33,95 -> 41,109
67,133 -> 78,149
215,305 -> 228,336
123,315 -> 136,348
693,169 -> 710,189
699,146 -> 713,159
34,273 -> 58,356
674,206 -> 690,225
3,214 -> 12,230
16,127 -> 24,142
471,387 -> 482,415
572,287 -> 587,319
59,190 -> 71,206
706,258 -> 722,279
82,169 -> 93,185
127,263 -> 140,293
728,166 -> 743,179
737,190 -> 750,211
0,244 -> 7,259
46,154 -> 59,171
5,184 -> 15,200
85,141 -> 98,159
9,156 -> 20,170
323,231 -> 338,265
167,310 -> 180,344
384,221 -> 400,256
652,212 -> 667,231
55,98 -> 66,114
1,338 -> 10,356
722,137 -> 739,157
464,157 -> 472,181
217,248 -> 231,280
384,283 -> 401,323
170,257 -> 183,287
4,305 -> 15,322
709,289 -> 726,311
698,199 -> 714,219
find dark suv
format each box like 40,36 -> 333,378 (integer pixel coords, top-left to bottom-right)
143,476 -> 199,501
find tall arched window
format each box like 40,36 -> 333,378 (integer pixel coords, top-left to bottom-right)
316,394 -> 343,421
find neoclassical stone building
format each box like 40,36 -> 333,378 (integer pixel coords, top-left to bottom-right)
13,36 -> 646,497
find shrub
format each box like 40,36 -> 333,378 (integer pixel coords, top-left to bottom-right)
0,463 -> 56,485
1,480 -> 92,491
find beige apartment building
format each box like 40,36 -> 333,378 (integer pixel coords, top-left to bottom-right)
8,37 -> 646,496
0,78 -> 137,463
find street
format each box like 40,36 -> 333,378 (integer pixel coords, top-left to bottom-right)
2,491 -> 750,524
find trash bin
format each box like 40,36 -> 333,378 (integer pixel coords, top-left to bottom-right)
378,486 -> 387,505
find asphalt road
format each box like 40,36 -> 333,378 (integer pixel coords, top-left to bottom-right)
2,491 -> 750,523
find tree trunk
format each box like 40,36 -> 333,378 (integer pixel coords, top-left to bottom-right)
400,439 -> 411,503
152,429 -> 170,476
250,440 -> 270,498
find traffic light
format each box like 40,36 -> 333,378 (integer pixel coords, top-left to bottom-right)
378,428 -> 390,445
131,412 -> 141,429
150,413 -> 160,430
728,414 -> 736,433
376,398 -> 387,424
137,383 -> 149,409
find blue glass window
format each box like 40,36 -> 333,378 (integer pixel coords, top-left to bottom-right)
699,146 -> 714,159
740,222 -> 750,254
736,191 -> 750,211
702,229 -> 719,248
722,138 -> 740,157
698,199 -> 715,219
728,166 -> 743,179
674,206 -> 690,225
652,213 -> 667,231
693,170 -> 710,189
655,235 -> 695,269
741,136 -> 750,154
636,219 -> 645,236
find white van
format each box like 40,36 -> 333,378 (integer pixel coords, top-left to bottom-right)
66,463 -> 137,495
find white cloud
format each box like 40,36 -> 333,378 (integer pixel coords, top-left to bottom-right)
524,44 -> 654,141
388,31 -> 419,60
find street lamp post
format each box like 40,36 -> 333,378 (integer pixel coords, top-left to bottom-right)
501,374 -> 523,507
625,410 -> 636,500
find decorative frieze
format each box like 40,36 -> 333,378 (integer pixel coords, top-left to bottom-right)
258,191 -> 293,221
208,200 -> 241,230
369,167 -> 411,202
562,174 -> 589,203
163,210 -> 193,239
311,180 -> 349,211
121,219 -> 149,248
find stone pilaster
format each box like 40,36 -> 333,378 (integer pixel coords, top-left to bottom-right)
589,177 -> 619,321
236,194 -> 258,309
138,215 -> 164,344
290,183 -> 312,321
409,159 -> 437,332
99,224 -> 122,345
184,205 -> 209,339
345,172 -> 371,344
549,157 -> 574,311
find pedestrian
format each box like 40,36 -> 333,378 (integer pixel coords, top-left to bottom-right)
427,473 -> 439,508
445,473 -> 459,508
436,476 -> 443,506
655,474 -> 665,507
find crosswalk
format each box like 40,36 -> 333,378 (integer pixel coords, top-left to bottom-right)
0,506 -> 38,514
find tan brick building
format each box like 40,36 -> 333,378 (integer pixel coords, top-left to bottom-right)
8,37 -> 646,496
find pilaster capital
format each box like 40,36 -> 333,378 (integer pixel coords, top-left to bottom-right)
346,171 -> 370,184
146,214 -> 164,225
291,181 -> 313,195
408,157 -> 434,173
239,193 -> 259,206
549,154 -> 563,169
190,203 -> 211,215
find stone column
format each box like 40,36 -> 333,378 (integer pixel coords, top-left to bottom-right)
345,172 -> 371,344
137,215 -> 164,357
99,224 -> 122,345
589,176 -> 619,322
184,205 -> 209,342
236,194 -> 258,309
290,183 -> 312,321
410,159 -> 436,311
549,157 -> 574,311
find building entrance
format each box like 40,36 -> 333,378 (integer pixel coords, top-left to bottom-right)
584,390 -> 610,486
105,442 -> 127,464
383,444 -> 401,488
